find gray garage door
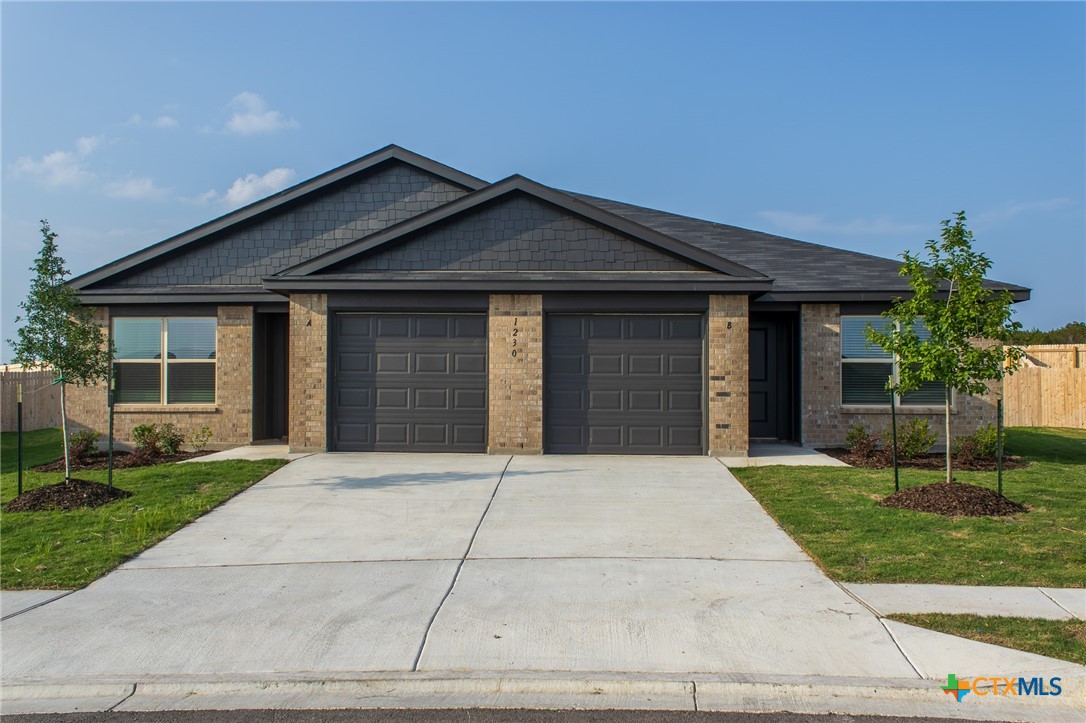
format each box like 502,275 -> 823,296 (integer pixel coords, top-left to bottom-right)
332,313 -> 487,452
545,314 -> 704,454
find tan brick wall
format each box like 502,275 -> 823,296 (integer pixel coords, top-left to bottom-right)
708,295 -> 749,456
487,294 -> 543,453
288,293 -> 328,453
800,303 -> 997,448
67,306 -> 253,449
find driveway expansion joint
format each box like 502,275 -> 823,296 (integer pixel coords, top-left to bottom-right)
411,455 -> 512,672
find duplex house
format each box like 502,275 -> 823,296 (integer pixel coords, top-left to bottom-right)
68,146 -> 1029,455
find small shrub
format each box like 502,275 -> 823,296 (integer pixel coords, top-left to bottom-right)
845,424 -> 879,459
131,424 -> 161,457
897,418 -> 938,459
954,424 -> 1005,461
158,423 -> 184,456
69,429 -> 100,462
188,425 -> 213,452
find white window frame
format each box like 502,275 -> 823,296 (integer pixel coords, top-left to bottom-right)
112,316 -> 217,406
841,315 -> 953,409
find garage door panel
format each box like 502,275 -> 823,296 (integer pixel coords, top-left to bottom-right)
454,353 -> 486,373
333,313 -> 486,452
545,314 -> 704,455
628,354 -> 663,375
589,355 -> 623,374
589,389 -> 623,411
415,388 -> 449,409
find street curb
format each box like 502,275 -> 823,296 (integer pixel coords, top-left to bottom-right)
3,671 -> 1083,720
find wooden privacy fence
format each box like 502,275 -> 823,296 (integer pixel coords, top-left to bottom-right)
1004,344 -> 1086,429
0,368 -> 62,433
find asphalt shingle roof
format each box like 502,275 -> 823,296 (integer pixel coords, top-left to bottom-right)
567,192 -> 1028,295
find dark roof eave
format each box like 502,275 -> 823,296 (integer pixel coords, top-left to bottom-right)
68,145 -> 488,291
262,277 -> 774,293
756,289 -> 1031,303
77,288 -> 281,305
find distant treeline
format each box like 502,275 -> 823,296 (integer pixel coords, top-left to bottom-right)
1007,321 -> 1086,345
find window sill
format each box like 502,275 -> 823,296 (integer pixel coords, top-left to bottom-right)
841,405 -> 955,415
113,405 -> 220,414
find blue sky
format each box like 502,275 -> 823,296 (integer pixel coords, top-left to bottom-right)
3,2 -> 1083,359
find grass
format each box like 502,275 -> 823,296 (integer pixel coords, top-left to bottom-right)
731,427 -> 1086,587
1,427 -> 64,472
1,429 -> 286,589
889,613 -> 1086,666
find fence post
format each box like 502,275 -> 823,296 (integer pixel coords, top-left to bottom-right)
17,383 -> 23,496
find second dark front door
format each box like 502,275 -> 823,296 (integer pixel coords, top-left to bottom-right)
749,313 -> 795,441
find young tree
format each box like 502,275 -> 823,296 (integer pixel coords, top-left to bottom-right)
867,212 -> 1024,485
9,221 -> 113,481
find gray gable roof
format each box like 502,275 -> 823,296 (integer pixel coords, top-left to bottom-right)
71,145 -> 486,291
568,193 -> 1030,300
276,175 -> 768,281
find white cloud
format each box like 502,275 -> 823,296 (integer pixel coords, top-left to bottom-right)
197,167 -> 296,209
12,136 -> 104,188
126,113 -> 179,129
104,176 -> 168,201
973,198 -> 1076,226
756,210 -> 926,238
223,92 -> 299,135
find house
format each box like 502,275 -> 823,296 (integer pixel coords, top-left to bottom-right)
67,145 -> 1029,455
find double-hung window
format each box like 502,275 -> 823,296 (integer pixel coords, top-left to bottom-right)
112,317 -> 217,404
841,316 -> 948,407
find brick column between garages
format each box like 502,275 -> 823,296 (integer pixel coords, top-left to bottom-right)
487,294 -> 543,454
708,294 -> 750,456
288,293 -> 328,453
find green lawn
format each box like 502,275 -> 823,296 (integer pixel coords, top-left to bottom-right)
1,429 -> 286,590
1,427 -> 63,472
889,613 -> 1086,666
732,427 -> 1086,587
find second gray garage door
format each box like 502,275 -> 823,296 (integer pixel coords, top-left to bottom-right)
332,313 -> 487,452
545,314 -> 704,454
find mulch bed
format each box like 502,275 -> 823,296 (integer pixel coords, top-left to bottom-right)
818,447 -> 1028,471
880,481 -> 1027,517
31,450 -> 211,473
4,478 -> 132,512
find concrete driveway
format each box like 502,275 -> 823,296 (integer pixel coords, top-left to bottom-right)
3,454 -> 1082,716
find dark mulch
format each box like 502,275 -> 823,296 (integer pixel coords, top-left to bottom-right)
31,450 -> 211,473
880,482 -> 1027,517
819,447 -> 1028,471
3,478 -> 132,512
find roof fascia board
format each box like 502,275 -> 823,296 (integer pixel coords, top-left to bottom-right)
757,289 -> 1031,303
77,291 -> 278,305
262,277 -> 774,293
279,176 -> 768,279
69,145 -> 487,290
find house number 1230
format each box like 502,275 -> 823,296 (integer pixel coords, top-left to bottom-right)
511,317 -> 518,357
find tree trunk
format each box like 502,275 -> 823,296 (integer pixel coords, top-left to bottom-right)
945,384 -> 952,484
60,381 -> 71,482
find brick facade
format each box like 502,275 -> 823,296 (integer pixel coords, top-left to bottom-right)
487,294 -> 543,453
708,294 -> 750,456
288,293 -> 328,453
67,306 -> 253,449
800,303 -> 997,448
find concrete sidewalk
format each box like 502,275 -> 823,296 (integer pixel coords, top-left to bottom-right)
846,583 -> 1085,621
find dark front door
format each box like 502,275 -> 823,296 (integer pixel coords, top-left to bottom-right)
545,314 -> 704,454
253,312 -> 288,441
749,313 -> 795,441
331,313 -> 487,452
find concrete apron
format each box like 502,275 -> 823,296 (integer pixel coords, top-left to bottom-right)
2,454 -> 1083,718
